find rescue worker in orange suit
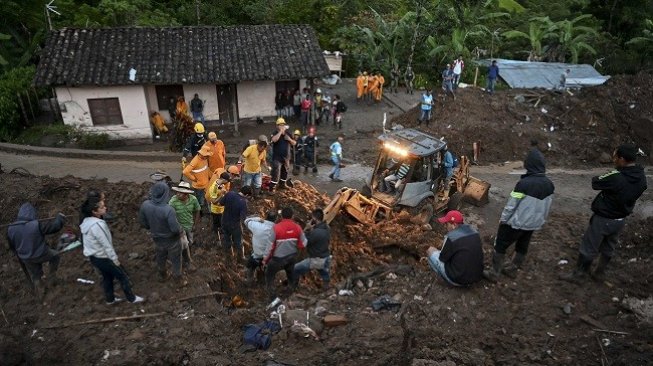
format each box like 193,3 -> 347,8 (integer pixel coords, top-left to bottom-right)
375,72 -> 385,102
203,131 -> 226,173
356,72 -> 366,101
183,144 -> 213,213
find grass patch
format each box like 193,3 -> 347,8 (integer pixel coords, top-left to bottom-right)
12,124 -> 110,149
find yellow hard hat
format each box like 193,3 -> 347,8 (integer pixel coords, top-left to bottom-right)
276,117 -> 286,125
194,123 -> 205,133
293,129 -> 301,136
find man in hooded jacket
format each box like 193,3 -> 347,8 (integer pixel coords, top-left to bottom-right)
7,203 -> 66,296
138,182 -> 186,285
561,144 -> 647,283
483,146 -> 555,282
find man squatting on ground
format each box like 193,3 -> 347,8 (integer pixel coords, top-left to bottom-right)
7,203 -> 66,299
484,144 -> 555,282
561,143 -> 647,282
263,207 -> 306,300
427,210 -> 484,287
81,197 -> 144,304
292,208 -> 332,291
244,211 -> 277,283
139,182 -> 187,286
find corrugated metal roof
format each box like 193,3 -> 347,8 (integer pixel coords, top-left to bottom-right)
476,59 -> 610,89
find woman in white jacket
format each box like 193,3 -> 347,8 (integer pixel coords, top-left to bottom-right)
81,198 -> 144,304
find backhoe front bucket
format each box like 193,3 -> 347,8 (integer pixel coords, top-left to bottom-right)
463,176 -> 490,206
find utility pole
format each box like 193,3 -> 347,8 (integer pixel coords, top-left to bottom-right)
195,0 -> 200,25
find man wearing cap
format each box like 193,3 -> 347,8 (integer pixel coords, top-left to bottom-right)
219,186 -> 252,260
240,140 -> 268,198
561,144 -> 647,283
207,172 -> 232,244
183,123 -> 207,159
483,146 -> 555,282
169,182 -> 200,272
426,210 -> 483,286
183,144 -> 213,211
269,117 -> 297,193
203,132 -> 226,173
190,93 -> 205,123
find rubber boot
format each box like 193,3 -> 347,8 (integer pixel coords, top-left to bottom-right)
252,187 -> 260,199
158,270 -> 169,283
559,254 -> 592,284
322,280 -> 330,291
33,279 -> 45,301
502,252 -> 526,279
483,252 -> 505,283
591,254 -> 611,282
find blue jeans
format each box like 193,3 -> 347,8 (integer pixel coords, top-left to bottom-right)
293,256 -> 331,283
419,109 -> 431,123
427,251 -> 461,286
242,171 -> 262,189
486,78 -> 496,94
330,157 -> 341,179
192,111 -> 205,123
89,256 -> 136,302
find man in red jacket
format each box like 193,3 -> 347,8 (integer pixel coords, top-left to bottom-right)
263,207 -> 306,299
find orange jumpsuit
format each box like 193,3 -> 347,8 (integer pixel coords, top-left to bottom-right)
356,75 -> 365,99
367,75 -> 379,99
150,112 -> 168,134
183,154 -> 210,190
375,75 -> 385,101
203,140 -> 226,172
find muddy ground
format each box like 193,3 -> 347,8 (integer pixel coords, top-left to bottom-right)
0,73 -> 652,365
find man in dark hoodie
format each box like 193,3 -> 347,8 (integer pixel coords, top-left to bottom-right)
138,182 -> 186,286
292,208 -> 332,290
484,145 -> 555,282
561,144 -> 647,283
7,203 -> 66,297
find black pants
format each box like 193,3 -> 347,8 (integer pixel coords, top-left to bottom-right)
211,213 -> 222,234
247,256 -> 263,271
89,256 -> 135,303
264,254 -> 296,299
580,214 -> 625,260
23,248 -> 60,282
493,224 -> 534,255
221,223 -> 242,251
270,158 -> 290,190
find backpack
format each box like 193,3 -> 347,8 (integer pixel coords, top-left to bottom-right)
337,101 -> 347,113
242,321 -> 281,351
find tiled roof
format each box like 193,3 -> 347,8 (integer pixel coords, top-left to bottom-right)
33,25 -> 330,86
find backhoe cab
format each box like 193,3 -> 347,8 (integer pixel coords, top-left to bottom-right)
324,128 -> 490,225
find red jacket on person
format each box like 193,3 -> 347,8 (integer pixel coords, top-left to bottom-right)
264,219 -> 306,264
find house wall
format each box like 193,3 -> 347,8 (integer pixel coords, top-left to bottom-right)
237,80 -> 276,119
55,85 -> 152,140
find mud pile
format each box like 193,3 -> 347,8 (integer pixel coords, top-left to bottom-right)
391,73 -> 653,167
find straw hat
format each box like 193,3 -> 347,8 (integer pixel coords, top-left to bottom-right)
172,181 -> 194,194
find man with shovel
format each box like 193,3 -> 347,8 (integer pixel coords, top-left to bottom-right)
7,202 -> 66,299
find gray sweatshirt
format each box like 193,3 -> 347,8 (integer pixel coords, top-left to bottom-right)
139,182 -> 181,240
80,216 -> 118,262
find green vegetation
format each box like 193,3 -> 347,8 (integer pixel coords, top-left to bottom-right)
12,123 -> 110,149
0,0 -> 651,132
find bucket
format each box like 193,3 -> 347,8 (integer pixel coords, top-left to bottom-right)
463,176 -> 491,206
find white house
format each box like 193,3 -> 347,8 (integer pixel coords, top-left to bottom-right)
33,25 -> 330,142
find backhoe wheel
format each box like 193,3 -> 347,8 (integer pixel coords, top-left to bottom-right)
446,191 -> 463,211
360,184 -> 372,198
408,199 -> 435,226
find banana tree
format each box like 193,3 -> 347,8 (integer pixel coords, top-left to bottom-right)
502,16 -> 555,60
626,19 -> 653,46
549,14 -> 598,63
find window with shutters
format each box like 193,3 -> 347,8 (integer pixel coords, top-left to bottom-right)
155,85 -> 184,110
88,98 -> 124,126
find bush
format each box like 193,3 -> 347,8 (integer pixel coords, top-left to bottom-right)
11,123 -> 110,149
0,66 -> 35,141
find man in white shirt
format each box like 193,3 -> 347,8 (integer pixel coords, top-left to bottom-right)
452,55 -> 464,89
244,211 -> 277,283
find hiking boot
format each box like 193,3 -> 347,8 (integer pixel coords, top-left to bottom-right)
559,255 -> 592,284
328,173 -> 334,180
482,252 -> 505,283
502,253 -> 526,279
591,254 -> 611,282
106,296 -> 125,305
130,295 -> 145,304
